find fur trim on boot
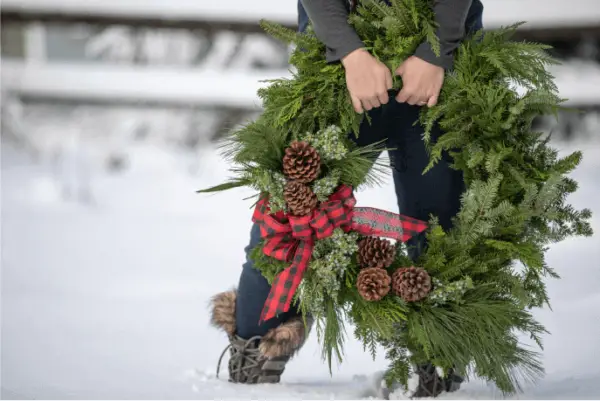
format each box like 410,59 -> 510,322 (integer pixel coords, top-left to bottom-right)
210,289 -> 237,337
259,314 -> 311,358
210,289 -> 312,358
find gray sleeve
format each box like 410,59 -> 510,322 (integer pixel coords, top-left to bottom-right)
414,0 -> 473,70
300,0 -> 365,62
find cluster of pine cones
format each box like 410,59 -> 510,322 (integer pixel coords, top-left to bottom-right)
280,140 -> 432,303
282,141 -> 321,216
356,237 -> 432,303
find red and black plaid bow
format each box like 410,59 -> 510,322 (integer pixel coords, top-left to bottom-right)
252,184 -> 427,323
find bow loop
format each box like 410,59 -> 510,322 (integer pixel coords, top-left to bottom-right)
310,199 -> 353,239
288,215 -> 314,242
252,184 -> 428,323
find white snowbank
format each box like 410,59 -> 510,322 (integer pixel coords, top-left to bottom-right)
2,137 -> 600,399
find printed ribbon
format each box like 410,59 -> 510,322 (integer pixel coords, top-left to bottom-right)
252,184 -> 428,323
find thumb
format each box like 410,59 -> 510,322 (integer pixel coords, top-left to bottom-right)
427,94 -> 439,108
385,69 -> 393,90
395,63 -> 405,77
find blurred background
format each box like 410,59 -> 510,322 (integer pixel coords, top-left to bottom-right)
1,1 -> 600,399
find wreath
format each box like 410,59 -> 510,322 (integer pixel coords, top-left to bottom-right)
199,0 -> 593,393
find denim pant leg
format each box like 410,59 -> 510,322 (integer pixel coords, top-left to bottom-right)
233,0 -> 313,340
384,101 -> 464,261
235,223 -> 301,339
298,0 -> 310,33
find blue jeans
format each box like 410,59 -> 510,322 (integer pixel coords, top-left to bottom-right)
235,0 -> 484,339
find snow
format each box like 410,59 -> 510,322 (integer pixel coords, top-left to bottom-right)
4,0 -> 600,29
3,60 -> 600,108
2,131 -> 600,399
3,0 -> 600,397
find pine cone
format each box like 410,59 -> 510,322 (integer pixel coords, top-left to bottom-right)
357,237 -> 396,268
284,181 -> 318,216
283,141 -> 321,183
357,267 -> 391,301
391,266 -> 432,302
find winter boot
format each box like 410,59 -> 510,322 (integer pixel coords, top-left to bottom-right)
380,363 -> 464,399
210,290 -> 312,384
411,363 -> 464,397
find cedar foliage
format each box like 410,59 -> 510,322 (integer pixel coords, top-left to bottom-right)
198,0 -> 593,393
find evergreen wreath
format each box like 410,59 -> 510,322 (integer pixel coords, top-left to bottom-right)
199,0 -> 593,393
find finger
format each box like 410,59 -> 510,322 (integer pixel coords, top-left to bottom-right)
369,96 -> 382,108
415,95 -> 429,106
405,90 -> 427,105
377,89 -> 389,105
351,94 -> 363,113
395,64 -> 405,77
427,94 -> 439,107
395,88 -> 410,103
406,94 -> 421,106
362,98 -> 376,111
410,90 -> 429,105
385,70 -> 393,90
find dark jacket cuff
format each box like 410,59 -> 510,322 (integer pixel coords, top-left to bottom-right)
325,37 -> 365,63
413,42 -> 454,71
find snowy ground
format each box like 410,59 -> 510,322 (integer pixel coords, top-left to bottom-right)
2,135 -> 600,399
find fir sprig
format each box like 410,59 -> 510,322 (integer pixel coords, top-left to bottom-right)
406,286 -> 547,393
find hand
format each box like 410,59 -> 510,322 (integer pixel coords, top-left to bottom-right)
395,56 -> 444,107
342,48 -> 393,113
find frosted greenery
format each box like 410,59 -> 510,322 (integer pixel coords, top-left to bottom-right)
301,125 -> 350,161
428,277 -> 474,306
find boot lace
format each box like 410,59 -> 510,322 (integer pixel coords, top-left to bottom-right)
216,336 -> 263,382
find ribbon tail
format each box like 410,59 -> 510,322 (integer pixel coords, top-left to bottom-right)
352,207 -> 428,242
259,240 -> 313,323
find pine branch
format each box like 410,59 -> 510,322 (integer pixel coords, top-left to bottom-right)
318,297 -> 347,373
196,178 -> 250,193
407,286 -> 546,393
